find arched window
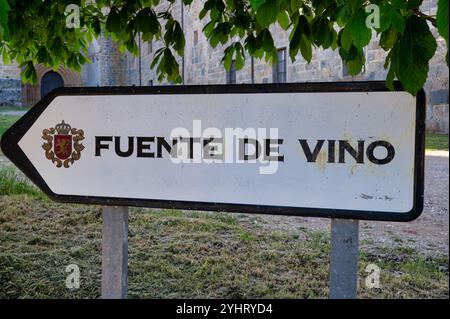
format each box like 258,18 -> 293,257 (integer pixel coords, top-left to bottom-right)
40,71 -> 64,98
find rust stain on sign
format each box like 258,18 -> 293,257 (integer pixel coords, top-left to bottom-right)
316,151 -> 327,172
360,193 -> 394,201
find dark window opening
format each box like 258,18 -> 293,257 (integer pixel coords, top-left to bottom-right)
273,48 -> 286,83
40,71 -> 64,98
148,41 -> 152,54
194,30 -> 198,45
226,61 -> 236,84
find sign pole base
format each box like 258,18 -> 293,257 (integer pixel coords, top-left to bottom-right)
329,219 -> 359,299
101,206 -> 128,299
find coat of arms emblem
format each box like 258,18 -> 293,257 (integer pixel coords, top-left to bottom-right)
42,120 -> 85,168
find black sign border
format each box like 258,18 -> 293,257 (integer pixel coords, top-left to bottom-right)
1,81 -> 425,222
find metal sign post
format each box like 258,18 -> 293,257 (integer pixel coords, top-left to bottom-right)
329,219 -> 359,299
101,206 -> 128,299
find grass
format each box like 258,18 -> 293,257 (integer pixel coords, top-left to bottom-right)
0,105 -> 30,112
0,183 -> 447,298
425,133 -> 449,151
0,115 -> 20,138
0,131 -> 448,298
0,166 -> 46,200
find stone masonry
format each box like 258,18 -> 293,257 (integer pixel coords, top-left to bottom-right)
127,0 -> 449,133
0,60 -> 21,106
0,0 -> 448,133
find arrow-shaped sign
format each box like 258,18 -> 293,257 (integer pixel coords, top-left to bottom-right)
1,82 -> 425,221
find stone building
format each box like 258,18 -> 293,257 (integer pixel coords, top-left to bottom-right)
0,60 -> 21,106
0,0 -> 448,133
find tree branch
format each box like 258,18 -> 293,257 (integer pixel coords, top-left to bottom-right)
413,9 -> 437,27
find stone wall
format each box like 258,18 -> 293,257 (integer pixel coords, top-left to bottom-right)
129,0 -> 449,133
97,34 -> 129,86
0,61 -> 21,106
0,1 -> 447,131
81,40 -> 101,86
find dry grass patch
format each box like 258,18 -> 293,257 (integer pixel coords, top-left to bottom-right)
0,195 -> 448,299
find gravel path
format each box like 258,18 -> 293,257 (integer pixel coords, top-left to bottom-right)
0,111 -> 26,116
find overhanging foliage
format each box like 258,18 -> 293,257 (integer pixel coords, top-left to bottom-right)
0,0 -> 448,95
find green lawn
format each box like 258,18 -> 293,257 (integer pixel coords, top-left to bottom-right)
0,115 -> 20,137
425,133 -> 449,151
0,106 -> 30,112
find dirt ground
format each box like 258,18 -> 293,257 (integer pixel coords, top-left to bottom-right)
254,151 -> 449,258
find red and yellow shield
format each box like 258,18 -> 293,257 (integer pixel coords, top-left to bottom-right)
54,134 -> 72,160
42,121 -> 84,168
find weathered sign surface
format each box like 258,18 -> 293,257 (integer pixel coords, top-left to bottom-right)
1,82 -> 425,221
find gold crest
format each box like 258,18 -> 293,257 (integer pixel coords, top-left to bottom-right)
42,121 -> 85,168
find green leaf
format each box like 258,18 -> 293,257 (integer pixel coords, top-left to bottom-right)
262,29 -> 275,52
341,27 -> 352,51
151,48 -> 164,69
203,21 -> 215,37
251,0 -> 266,11
339,45 -> 358,61
344,48 -> 365,75
37,47 -> 51,65
156,48 -> 181,83
377,5 -> 393,33
235,49 -> 245,70
406,0 -> 423,10
21,61 -> 37,84
346,0 -> 365,15
313,18 -> 330,47
289,22 -> 301,60
141,0 -> 153,7
299,34 -> 312,62
336,6 -> 350,27
256,0 -> 278,28
0,0 -> 441,96
386,62 -> 396,90
289,15 -> 311,61
391,10 -> 406,34
1,46 -> 11,64
350,10 -> 372,49
135,8 -> 160,37
437,0 -> 449,47
322,27 -> 334,49
172,21 -> 185,55
331,29 -> 339,50
105,7 -> 122,33
380,27 -> 398,50
0,0 -> 10,39
222,45 -> 235,70
93,19 -> 101,36
277,11 -> 290,30
395,15 -> 437,95
290,0 -> 301,12
391,0 -> 408,9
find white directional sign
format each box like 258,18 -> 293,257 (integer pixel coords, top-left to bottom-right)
1,82 -> 425,221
